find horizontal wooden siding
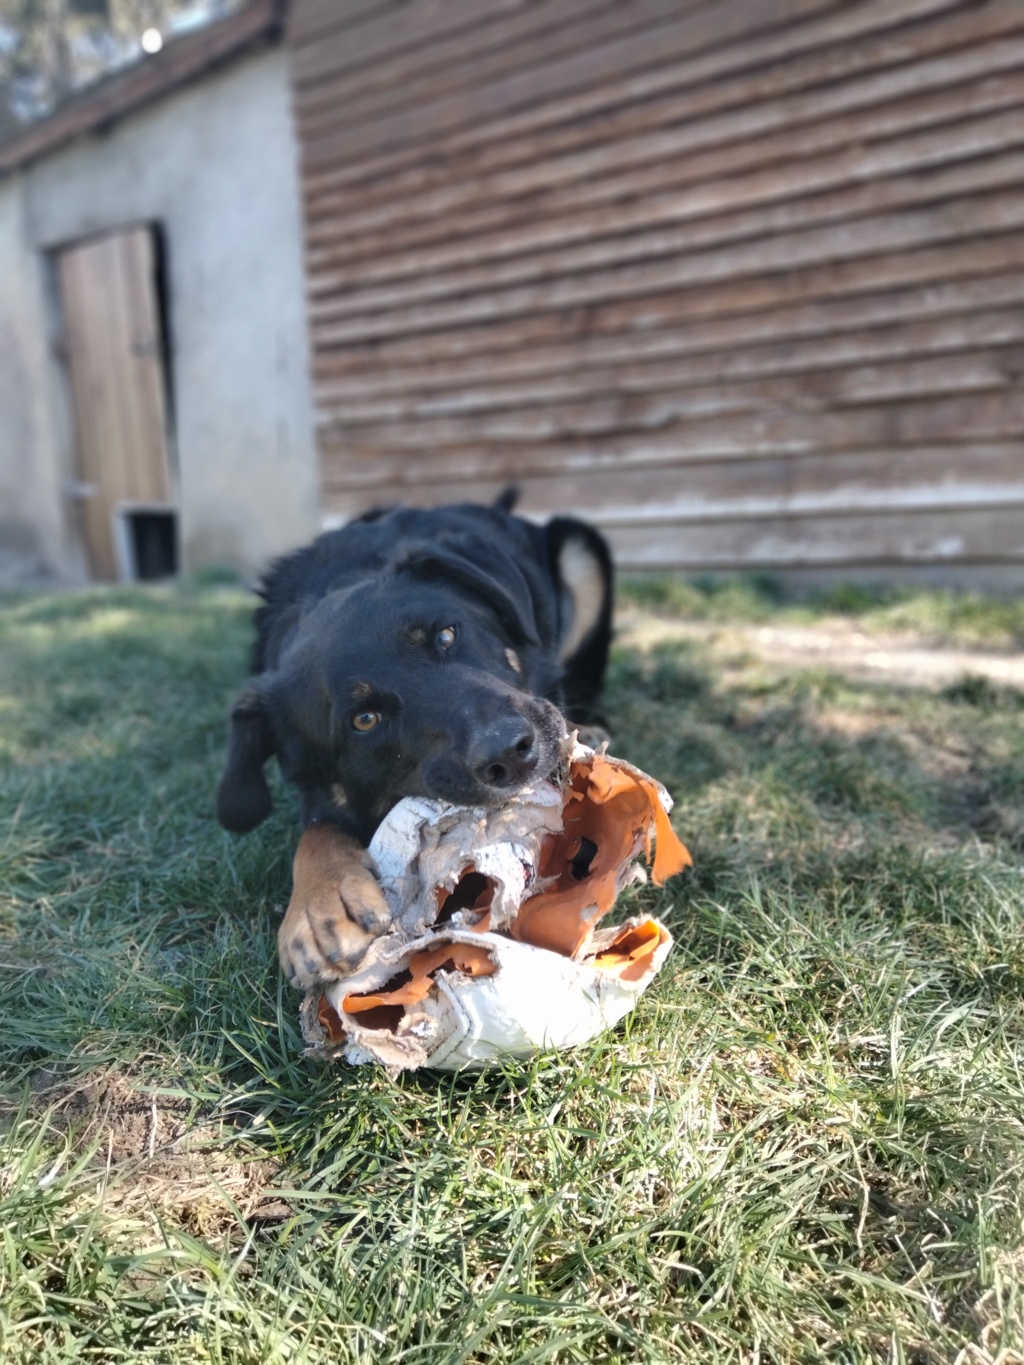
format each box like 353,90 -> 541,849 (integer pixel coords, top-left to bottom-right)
289,0 -> 1024,578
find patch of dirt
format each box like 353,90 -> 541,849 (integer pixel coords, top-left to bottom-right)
972,802 -> 1024,850
24,1066 -> 192,1161
8,1066 -> 288,1237
619,614 -> 1024,690
963,1258 -> 1024,1364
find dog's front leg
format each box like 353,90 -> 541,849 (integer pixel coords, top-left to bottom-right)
278,823 -> 393,989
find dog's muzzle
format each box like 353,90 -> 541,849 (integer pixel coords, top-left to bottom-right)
423,696 -> 566,807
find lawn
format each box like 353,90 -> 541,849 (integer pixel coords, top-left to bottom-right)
1,577 -> 1023,1363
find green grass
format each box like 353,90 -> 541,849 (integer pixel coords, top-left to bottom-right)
620,574 -> 1024,649
1,579 -> 1023,1363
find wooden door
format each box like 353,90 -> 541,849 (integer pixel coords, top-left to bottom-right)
56,227 -> 174,581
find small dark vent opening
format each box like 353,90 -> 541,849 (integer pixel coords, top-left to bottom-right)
127,511 -> 177,580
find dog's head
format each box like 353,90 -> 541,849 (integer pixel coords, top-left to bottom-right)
216,545 -> 567,843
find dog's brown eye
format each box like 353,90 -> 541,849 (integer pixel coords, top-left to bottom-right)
436,625 -> 457,649
352,710 -> 381,732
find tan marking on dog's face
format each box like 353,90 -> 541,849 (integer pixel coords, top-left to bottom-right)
407,626 -> 428,646
350,681 -> 375,703
505,648 -> 522,673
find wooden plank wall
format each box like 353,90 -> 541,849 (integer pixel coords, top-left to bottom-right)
288,0 -> 1024,579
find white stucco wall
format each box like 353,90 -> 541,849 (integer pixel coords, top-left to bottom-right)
0,43 -> 319,581
0,174 -> 78,580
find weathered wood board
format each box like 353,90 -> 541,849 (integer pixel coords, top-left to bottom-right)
288,0 -> 1024,579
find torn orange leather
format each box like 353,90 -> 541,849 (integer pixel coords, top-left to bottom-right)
510,754 -> 691,957
436,867 -> 495,932
593,919 -> 671,983
342,941 -> 497,1015
317,995 -> 348,1044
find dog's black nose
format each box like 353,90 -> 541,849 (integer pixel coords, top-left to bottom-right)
474,721 -> 538,790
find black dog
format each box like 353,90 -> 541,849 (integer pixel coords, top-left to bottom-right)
217,494 -> 614,988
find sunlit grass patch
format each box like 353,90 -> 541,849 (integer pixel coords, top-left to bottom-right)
1,577 -> 1023,1362
620,574 -> 1024,650
862,589 -> 1024,650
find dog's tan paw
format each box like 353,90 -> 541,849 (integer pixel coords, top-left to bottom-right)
278,824 -> 393,989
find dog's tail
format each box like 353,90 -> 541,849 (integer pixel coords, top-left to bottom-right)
494,484 -> 520,513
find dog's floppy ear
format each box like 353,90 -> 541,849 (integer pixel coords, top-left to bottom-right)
398,544 -> 541,646
547,517 -> 613,664
216,687 -> 276,833
546,517 -> 614,724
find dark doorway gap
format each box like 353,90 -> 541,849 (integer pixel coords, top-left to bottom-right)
127,510 -> 177,580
